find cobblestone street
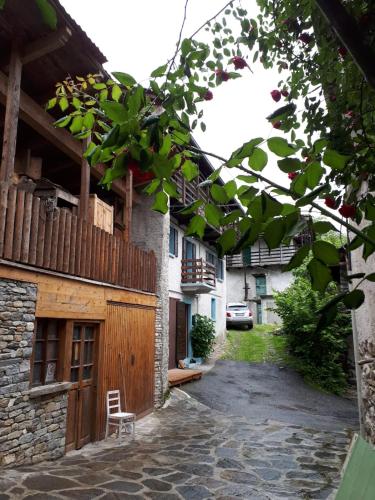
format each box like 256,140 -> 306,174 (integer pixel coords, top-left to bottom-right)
1,389 -> 354,499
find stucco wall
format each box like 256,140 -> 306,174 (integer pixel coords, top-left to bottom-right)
226,266 -> 294,324
169,223 -> 227,340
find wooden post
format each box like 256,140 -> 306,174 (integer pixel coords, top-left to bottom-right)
123,170 -> 133,242
79,139 -> 90,220
0,43 -> 22,183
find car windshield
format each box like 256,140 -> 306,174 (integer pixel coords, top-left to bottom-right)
227,305 -> 248,310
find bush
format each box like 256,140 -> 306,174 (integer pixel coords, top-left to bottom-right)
273,275 -> 352,395
191,314 -> 216,359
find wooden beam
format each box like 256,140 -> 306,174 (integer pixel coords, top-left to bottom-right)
124,170 -> 133,242
21,27 -> 72,66
79,140 -> 90,220
0,44 -> 22,183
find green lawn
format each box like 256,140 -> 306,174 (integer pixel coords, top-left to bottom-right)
221,324 -> 290,364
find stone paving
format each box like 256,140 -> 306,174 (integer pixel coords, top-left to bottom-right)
0,390 -> 353,499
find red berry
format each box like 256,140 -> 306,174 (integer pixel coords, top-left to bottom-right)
215,69 -> 230,82
232,56 -> 247,70
338,46 -> 347,58
281,89 -> 289,97
299,33 -> 312,44
288,172 -> 298,180
324,196 -> 336,209
272,121 -> 281,129
204,90 -> 213,101
271,89 -> 281,102
339,204 -> 356,219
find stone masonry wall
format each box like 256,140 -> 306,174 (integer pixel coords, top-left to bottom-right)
132,196 -> 170,407
0,278 -> 68,466
359,339 -> 375,443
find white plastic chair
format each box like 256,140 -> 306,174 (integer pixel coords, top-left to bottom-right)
105,390 -> 136,440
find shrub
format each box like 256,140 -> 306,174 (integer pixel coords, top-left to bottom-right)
273,275 -> 352,395
191,314 -> 216,359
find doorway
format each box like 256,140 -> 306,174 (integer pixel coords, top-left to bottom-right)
65,323 -> 98,452
169,299 -> 189,368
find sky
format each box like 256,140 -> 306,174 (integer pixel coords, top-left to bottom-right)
60,0 -> 289,187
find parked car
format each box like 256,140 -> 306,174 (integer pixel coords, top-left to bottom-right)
226,303 -> 253,329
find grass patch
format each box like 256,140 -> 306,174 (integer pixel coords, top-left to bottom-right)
222,324 -> 291,364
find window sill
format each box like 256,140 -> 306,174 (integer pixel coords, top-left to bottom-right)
27,381 -> 72,399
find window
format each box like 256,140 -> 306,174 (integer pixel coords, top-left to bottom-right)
255,275 -> 267,296
169,226 -> 178,256
216,258 -> 224,281
32,319 -> 60,386
211,298 -> 217,321
206,251 -> 215,266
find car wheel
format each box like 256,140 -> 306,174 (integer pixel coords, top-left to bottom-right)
248,323 -> 253,330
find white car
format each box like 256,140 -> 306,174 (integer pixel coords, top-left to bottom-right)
226,303 -> 253,329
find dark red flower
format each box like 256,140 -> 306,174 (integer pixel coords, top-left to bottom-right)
272,121 -> 282,129
203,90 -> 213,101
288,172 -> 298,180
232,56 -> 247,70
215,69 -> 230,82
339,204 -> 356,219
299,33 -> 312,44
338,46 -> 348,58
324,196 -> 336,209
281,89 -> 289,97
271,89 -> 281,102
344,110 -> 354,118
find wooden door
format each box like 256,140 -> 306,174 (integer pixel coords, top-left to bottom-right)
169,298 -> 178,369
65,323 -> 97,452
176,301 -> 188,362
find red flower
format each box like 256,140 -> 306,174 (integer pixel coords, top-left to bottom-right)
232,56 -> 247,70
339,204 -> 356,219
344,110 -> 354,118
272,121 -> 281,129
338,46 -> 347,58
281,89 -> 289,97
299,33 -> 312,44
271,89 -> 281,102
215,69 -> 230,82
324,196 -> 336,209
288,172 -> 298,180
203,90 -> 213,101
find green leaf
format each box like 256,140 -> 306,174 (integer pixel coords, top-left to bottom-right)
35,0 -> 57,29
266,103 -> 296,122
343,289 -> 365,309
151,64 -> 168,78
312,240 -> 340,265
237,175 -> 257,183
205,204 -> 223,228
296,183 -> 326,207
186,215 -> 206,239
248,148 -> 268,171
112,84 -> 122,102
264,219 -> 286,249
152,191 -> 169,214
100,101 -> 128,124
277,158 -> 302,173
224,180 -> 237,199
230,138 -> 263,161
54,115 -> 71,128
365,273 -> 375,282
101,125 -> 120,148
69,115 -> 83,134
143,179 -> 160,195
178,200 -> 203,215
46,97 -> 57,110
59,97 -> 69,112
208,166 -> 222,182
217,228 -> 237,256
83,112 -> 95,130
306,162 -> 324,189
162,180 -> 179,199
312,221 -> 337,234
283,245 -> 310,271
181,160 -> 199,181
210,184 -> 228,203
308,258 -> 332,292
267,137 -> 296,157
313,138 -> 328,154
262,192 -> 283,219
112,71 -> 137,87
323,149 -> 350,170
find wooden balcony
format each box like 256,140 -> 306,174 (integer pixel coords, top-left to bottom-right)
0,184 -> 156,293
227,245 -> 296,268
181,258 -> 216,294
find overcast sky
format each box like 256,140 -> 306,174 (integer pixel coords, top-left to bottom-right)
60,0 -> 291,188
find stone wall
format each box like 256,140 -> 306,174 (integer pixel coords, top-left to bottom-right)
359,339 -> 375,443
132,196 -> 170,407
0,278 -> 68,466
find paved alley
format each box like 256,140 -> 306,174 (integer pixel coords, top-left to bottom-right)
1,387 -> 355,500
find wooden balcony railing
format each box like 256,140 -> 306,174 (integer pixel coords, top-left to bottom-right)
0,184 -> 156,293
226,245 -> 296,268
181,258 -> 216,288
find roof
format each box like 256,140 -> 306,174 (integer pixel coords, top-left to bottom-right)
0,0 -> 108,104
